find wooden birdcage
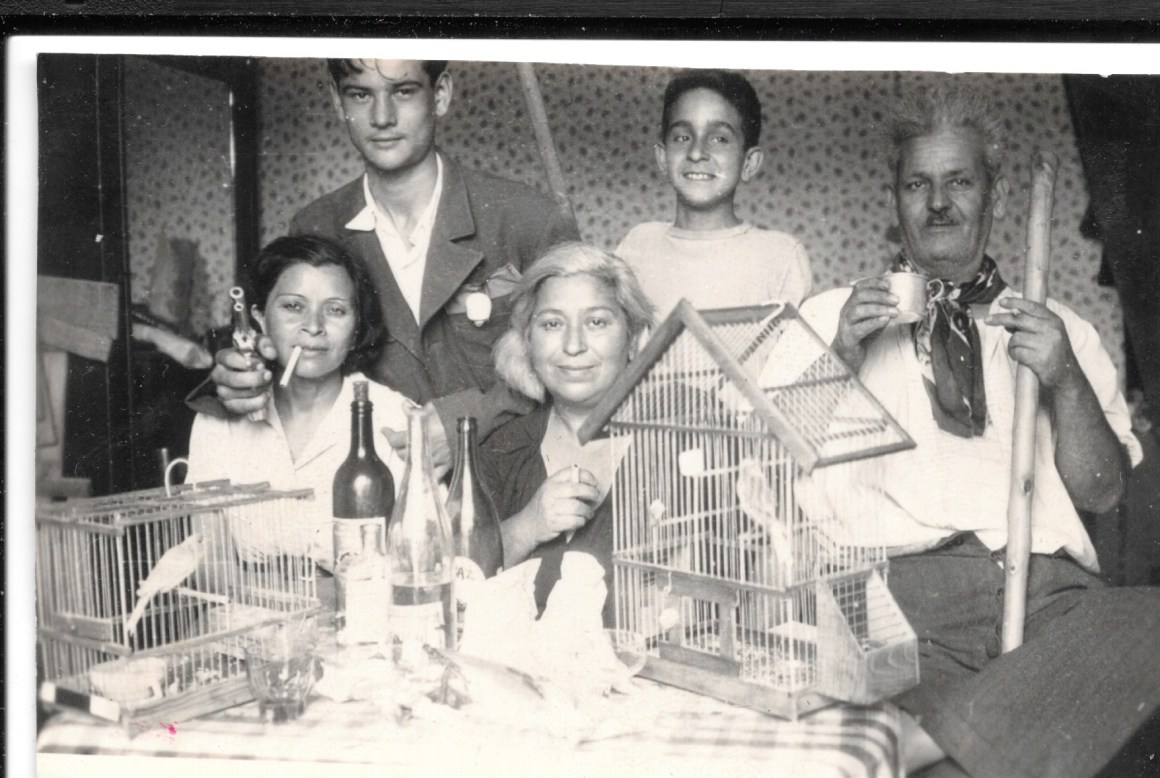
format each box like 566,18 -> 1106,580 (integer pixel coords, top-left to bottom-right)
578,301 -> 920,719
36,480 -> 321,726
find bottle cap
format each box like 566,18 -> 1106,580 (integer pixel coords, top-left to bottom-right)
354,380 -> 369,403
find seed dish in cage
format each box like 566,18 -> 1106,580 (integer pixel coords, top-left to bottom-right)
580,301 -> 919,719
87,657 -> 167,705
36,480 -> 321,727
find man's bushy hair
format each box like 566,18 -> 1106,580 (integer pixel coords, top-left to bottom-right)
326,59 -> 448,87
885,78 -> 1007,182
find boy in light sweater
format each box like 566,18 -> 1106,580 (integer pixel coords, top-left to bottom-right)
616,69 -> 812,317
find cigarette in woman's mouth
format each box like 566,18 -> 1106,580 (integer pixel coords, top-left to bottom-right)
280,345 -> 303,388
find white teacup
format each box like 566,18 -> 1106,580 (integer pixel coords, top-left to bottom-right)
886,271 -> 930,324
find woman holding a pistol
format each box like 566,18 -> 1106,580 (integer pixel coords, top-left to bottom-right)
185,235 -> 410,571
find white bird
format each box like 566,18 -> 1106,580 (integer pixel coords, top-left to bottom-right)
125,532 -> 206,639
734,459 -> 794,588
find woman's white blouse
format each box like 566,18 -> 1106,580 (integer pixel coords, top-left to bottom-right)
186,373 -> 410,570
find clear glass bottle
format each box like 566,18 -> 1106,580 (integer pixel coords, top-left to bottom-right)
386,405 -> 455,666
332,380 -> 393,637
446,417 -> 504,641
334,522 -> 389,646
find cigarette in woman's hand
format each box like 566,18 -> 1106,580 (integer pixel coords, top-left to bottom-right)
280,345 -> 303,388
566,464 -> 581,543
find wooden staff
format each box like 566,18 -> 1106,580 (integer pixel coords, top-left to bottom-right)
515,62 -> 578,229
1002,149 -> 1059,653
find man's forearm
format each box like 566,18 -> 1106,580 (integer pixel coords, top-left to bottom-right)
1050,373 -> 1127,513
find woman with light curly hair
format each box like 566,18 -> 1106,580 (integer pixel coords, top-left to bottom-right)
479,242 -> 654,625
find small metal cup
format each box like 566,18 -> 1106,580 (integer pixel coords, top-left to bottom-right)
886,272 -> 930,324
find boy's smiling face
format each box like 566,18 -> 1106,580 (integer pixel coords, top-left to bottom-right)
655,87 -> 763,224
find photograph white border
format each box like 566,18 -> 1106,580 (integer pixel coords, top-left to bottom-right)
10,33 -> 1159,778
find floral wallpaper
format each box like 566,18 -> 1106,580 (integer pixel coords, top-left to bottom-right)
123,56 -> 236,335
124,56 -> 1125,377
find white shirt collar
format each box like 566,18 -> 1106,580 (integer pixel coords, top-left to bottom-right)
345,155 -> 444,322
345,153 -> 444,238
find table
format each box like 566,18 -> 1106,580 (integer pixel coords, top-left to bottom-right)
38,675 -> 901,778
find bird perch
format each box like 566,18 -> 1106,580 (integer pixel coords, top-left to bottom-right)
1002,149 -> 1059,653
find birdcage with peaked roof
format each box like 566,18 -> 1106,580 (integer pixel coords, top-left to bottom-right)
577,301 -> 920,719
36,479 -> 321,726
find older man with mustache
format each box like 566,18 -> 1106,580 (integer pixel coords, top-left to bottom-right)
800,80 -> 1159,778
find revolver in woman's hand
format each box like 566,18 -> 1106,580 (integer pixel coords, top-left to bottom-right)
229,286 -> 268,422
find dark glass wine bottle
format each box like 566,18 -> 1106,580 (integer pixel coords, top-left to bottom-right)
446,417 -> 504,643
332,380 -> 393,636
447,417 -> 504,579
386,404 -> 455,666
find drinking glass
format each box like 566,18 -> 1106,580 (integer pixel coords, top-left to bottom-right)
244,621 -> 321,723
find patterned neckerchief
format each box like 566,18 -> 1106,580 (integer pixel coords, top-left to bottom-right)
895,253 -> 1008,437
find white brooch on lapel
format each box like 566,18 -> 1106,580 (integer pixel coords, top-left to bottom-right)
450,264 -> 523,327
465,291 -> 492,327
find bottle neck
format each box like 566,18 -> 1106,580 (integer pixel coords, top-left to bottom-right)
451,420 -> 478,486
394,407 -> 450,540
406,407 -> 430,478
349,401 -> 377,458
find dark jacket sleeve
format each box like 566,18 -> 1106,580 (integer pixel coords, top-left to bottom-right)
476,409 -> 550,520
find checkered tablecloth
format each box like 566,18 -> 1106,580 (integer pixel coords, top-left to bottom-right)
38,678 -> 901,778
